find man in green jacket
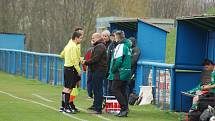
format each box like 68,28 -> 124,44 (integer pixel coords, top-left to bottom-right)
108,30 -> 131,117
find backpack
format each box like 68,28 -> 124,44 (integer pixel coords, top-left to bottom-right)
128,93 -> 139,105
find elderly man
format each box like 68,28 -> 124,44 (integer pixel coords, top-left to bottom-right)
102,30 -> 112,96
82,33 -> 107,114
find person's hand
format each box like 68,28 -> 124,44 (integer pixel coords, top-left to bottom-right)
81,60 -> 86,65
202,85 -> 211,90
80,57 -> 84,62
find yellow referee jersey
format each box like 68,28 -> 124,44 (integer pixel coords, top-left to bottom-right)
60,39 -> 81,74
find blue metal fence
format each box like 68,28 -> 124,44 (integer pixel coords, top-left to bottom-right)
0,48 -> 65,86
0,49 -> 175,111
136,61 -> 175,111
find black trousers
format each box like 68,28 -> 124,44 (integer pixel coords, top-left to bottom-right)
111,80 -> 128,111
92,70 -> 105,112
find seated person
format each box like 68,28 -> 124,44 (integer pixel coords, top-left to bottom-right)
188,59 -> 215,112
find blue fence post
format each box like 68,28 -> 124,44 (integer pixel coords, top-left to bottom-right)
38,56 -> 42,81
32,54 -> 35,79
46,56 -> 50,83
4,51 -> 7,72
170,68 -> 175,111
157,69 -> 161,108
19,52 -> 22,76
152,66 -> 156,104
25,53 -> 29,79
135,65 -> 144,94
54,57 -> 58,85
0,50 -> 2,70
163,69 -> 167,110
81,70 -> 86,89
7,51 -> 10,73
12,52 -> 16,74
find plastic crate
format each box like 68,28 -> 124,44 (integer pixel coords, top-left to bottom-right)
104,96 -> 120,114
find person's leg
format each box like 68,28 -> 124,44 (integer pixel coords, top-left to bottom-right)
190,95 -> 199,112
87,71 -> 93,98
121,81 -> 129,112
111,80 -> 127,112
61,67 -> 76,113
92,71 -> 104,113
103,78 -> 108,96
107,80 -> 112,96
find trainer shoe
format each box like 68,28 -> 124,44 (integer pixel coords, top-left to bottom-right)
59,107 -> 64,112
64,108 -> 76,114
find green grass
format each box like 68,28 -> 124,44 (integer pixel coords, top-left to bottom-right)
166,29 -> 176,64
207,7 -> 215,14
0,72 -> 180,121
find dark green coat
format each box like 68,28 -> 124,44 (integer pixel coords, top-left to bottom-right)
108,38 -> 132,81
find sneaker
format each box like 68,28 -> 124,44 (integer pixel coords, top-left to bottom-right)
59,107 -> 64,112
117,110 -> 128,117
64,108 -> 76,114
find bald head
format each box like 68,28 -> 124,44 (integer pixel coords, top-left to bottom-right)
91,33 -> 102,43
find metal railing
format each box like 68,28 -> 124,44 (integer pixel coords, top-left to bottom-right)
0,49 -> 175,111
0,48 -> 65,85
136,61 -> 175,111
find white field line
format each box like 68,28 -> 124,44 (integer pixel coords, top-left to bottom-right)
0,90 -> 87,121
0,90 -> 113,121
77,107 -> 112,121
32,93 -> 54,102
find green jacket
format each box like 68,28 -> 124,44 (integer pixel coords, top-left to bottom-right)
108,39 -> 132,81
188,70 -> 215,94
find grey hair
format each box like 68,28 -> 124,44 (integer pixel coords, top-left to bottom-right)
101,30 -> 110,36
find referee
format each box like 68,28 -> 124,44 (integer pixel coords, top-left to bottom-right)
59,31 -> 82,113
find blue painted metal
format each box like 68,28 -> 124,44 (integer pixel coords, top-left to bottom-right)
54,57 -> 58,85
175,17 -> 215,111
163,69 -> 167,110
7,52 -> 10,73
12,52 -> 16,74
32,54 -> 35,79
46,56 -> 50,83
81,71 -> 86,89
109,18 -> 168,63
25,54 -> 29,79
0,33 -> 25,50
19,52 -> 22,76
137,20 -> 167,63
170,68 -> 175,111
157,70 -> 161,108
136,60 -> 175,110
175,21 -> 207,66
38,56 -> 42,81
135,65 -> 143,93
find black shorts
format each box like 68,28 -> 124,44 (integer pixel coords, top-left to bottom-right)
64,66 -> 81,89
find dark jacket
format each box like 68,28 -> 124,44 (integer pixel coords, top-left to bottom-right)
106,40 -> 118,77
131,46 -> 140,75
85,39 -> 107,72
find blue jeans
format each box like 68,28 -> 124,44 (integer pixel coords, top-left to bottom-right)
92,70 -> 105,112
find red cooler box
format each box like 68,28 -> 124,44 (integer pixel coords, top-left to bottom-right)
104,96 -> 120,114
